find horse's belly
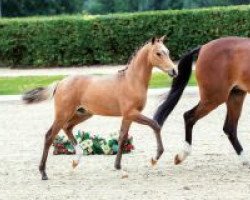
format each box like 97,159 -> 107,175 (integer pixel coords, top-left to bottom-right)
80,96 -> 121,116
86,104 -> 121,116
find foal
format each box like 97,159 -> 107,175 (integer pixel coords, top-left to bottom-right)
23,36 -> 177,180
154,37 -> 250,166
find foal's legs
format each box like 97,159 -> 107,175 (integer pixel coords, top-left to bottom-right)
114,119 -> 132,170
63,113 -> 93,168
174,101 -> 221,165
116,111 -> 164,168
130,112 -> 164,165
39,121 -> 63,180
63,113 -> 93,144
223,88 -> 248,165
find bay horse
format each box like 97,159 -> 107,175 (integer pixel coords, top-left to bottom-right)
22,36 -> 178,180
154,37 -> 250,166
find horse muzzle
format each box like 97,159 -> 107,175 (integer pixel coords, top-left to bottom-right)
167,68 -> 178,78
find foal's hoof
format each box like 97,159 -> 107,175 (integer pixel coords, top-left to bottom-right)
114,164 -> 121,170
40,170 -> 48,180
42,174 -> 48,180
174,154 -> 182,165
151,158 -> 158,166
72,160 -> 79,169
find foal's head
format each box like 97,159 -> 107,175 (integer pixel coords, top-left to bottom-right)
148,36 -> 178,77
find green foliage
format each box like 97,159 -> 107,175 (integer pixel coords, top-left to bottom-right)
1,0 -> 84,17
0,5 -> 250,68
85,0 -> 250,14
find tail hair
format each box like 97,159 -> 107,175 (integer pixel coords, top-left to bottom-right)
153,46 -> 201,126
22,82 -> 58,104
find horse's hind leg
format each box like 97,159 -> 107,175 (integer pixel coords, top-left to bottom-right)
39,103 -> 77,180
63,113 -> 92,144
39,121 -> 63,180
175,100 -> 222,165
63,113 -> 93,168
223,88 -> 248,166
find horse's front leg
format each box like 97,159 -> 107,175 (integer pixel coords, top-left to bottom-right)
128,111 -> 164,166
114,119 -> 132,170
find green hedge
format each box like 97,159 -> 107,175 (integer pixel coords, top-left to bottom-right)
0,5 -> 250,68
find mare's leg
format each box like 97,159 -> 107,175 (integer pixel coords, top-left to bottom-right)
223,88 -> 248,165
63,113 -> 93,168
39,120 -> 64,180
126,111 -> 164,165
174,101 -> 222,165
114,119 -> 132,170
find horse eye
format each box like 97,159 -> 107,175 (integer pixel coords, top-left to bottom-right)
156,52 -> 161,56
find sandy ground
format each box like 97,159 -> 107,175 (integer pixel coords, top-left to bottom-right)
1,93 -> 250,200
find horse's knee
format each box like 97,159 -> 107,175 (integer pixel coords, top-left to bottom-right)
152,120 -> 161,133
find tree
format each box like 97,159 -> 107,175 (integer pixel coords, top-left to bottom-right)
0,0 -> 2,17
1,0 -> 84,17
2,0 -> 250,17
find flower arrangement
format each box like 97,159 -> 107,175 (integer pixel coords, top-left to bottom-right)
53,131 -> 134,155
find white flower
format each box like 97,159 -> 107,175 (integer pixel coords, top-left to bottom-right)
101,144 -> 111,155
62,136 -> 69,143
79,139 -> 93,153
76,136 -> 82,144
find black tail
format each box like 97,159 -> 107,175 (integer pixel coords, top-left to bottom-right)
153,46 -> 201,127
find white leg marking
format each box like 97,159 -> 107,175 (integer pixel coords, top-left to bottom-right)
239,151 -> 250,166
178,142 -> 192,162
121,169 -> 129,179
73,144 -> 83,167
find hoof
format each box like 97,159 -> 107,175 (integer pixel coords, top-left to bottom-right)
151,158 -> 157,166
40,170 -> 48,180
42,174 -> 48,180
72,160 -> 79,169
115,164 -> 121,170
242,161 -> 250,167
174,154 -> 182,165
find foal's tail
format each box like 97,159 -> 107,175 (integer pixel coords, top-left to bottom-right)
22,82 -> 58,104
153,46 -> 201,127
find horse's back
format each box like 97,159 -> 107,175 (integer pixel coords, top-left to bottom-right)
54,74 -> 123,116
196,37 -> 250,99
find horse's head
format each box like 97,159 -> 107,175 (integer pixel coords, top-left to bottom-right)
148,36 -> 178,78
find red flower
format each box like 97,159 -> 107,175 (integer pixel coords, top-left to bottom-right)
123,144 -> 134,152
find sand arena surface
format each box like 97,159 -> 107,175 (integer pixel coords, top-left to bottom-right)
0,94 -> 250,200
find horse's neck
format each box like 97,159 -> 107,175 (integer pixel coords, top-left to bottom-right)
125,46 -> 153,89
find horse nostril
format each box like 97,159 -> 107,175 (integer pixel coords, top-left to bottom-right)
167,68 -> 178,78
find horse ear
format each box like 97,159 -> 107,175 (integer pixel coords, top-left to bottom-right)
159,35 -> 166,42
151,37 -> 157,44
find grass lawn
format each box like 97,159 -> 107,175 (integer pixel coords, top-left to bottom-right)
0,73 -> 197,95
